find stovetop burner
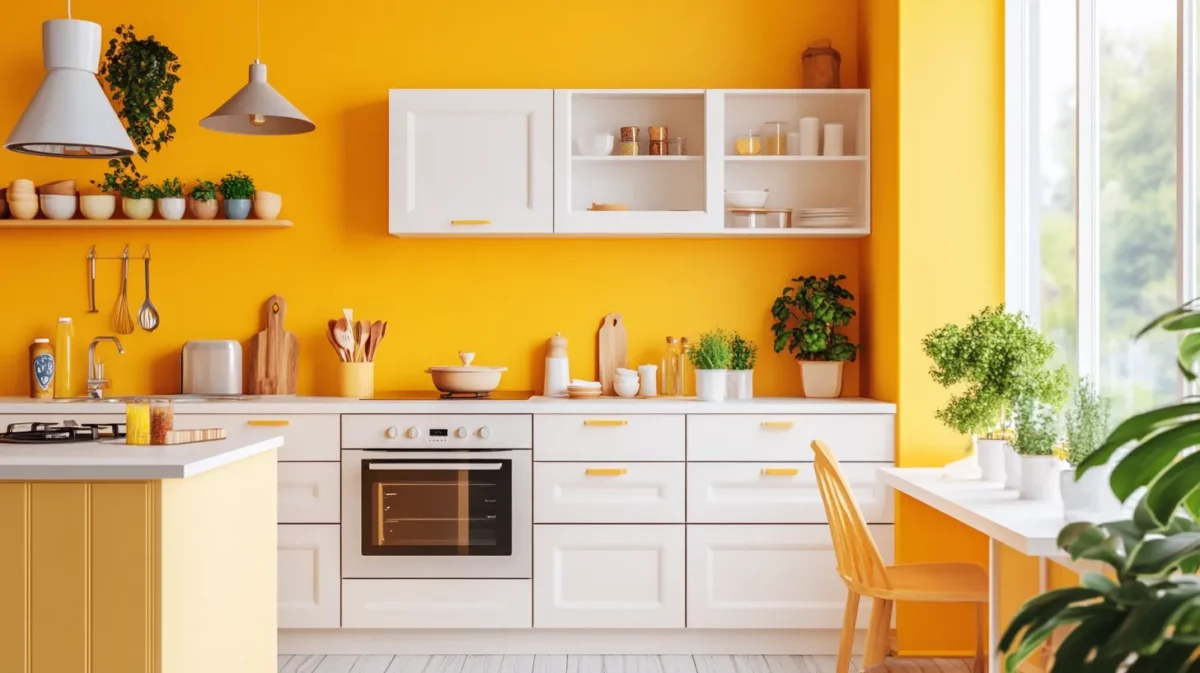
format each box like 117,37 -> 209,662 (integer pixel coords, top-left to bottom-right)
0,421 -> 126,444
367,390 -> 535,401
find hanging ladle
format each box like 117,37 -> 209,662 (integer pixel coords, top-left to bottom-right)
137,246 -> 160,332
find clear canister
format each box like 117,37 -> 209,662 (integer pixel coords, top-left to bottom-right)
763,121 -> 787,155
150,399 -> 175,445
126,399 -> 151,445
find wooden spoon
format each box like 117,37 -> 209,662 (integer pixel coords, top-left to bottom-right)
368,320 -> 384,362
334,318 -> 356,363
326,319 -> 345,362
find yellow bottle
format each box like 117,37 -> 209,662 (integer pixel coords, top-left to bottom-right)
54,317 -> 76,398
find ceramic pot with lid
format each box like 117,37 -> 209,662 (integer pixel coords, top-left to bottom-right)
426,351 -> 507,394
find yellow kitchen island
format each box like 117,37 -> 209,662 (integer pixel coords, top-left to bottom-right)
0,431 -> 283,673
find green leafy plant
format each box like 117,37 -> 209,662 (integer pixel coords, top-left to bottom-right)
218,172 -> 256,200
771,274 -> 859,363
687,330 -> 732,370
100,25 -> 181,165
190,180 -> 217,202
1063,378 -> 1110,467
94,171 -> 147,199
1010,394 -> 1059,457
1001,302 -> 1200,672
922,304 -> 1069,437
148,177 -> 183,199
729,333 -> 758,371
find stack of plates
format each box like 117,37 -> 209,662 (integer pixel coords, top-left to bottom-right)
795,207 -> 853,228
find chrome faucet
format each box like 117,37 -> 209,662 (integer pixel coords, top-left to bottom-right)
87,336 -> 125,399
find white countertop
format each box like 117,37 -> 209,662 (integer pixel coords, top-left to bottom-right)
0,430 -> 284,481
0,395 -> 896,415
877,467 -> 1066,556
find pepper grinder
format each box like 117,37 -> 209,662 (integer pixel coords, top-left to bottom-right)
544,332 -> 570,397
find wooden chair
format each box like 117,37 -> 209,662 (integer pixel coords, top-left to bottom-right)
810,440 -> 988,673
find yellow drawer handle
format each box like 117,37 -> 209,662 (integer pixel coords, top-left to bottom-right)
451,219 -> 491,226
583,420 -> 628,427
247,420 -> 290,427
761,467 -> 800,476
586,468 -> 628,476
761,421 -> 795,429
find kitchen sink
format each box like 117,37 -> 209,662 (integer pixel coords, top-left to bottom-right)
45,395 -> 262,403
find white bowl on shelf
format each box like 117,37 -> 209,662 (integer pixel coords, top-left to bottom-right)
578,134 -> 615,157
39,194 -> 77,220
725,190 -> 769,208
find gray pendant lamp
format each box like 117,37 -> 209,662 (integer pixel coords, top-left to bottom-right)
5,1 -> 135,158
199,0 -> 314,135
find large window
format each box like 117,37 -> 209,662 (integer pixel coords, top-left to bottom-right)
1008,0 -> 1196,420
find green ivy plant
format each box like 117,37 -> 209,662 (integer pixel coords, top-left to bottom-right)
190,180 -> 217,202
1063,377 -> 1110,467
101,25 -> 180,166
922,304 -> 1069,436
687,330 -> 732,370
218,172 -> 256,200
1001,301 -> 1200,672
729,333 -> 758,371
1010,394 -> 1060,457
771,274 -> 859,363
94,172 -> 147,199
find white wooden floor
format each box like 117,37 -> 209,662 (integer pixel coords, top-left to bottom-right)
277,655 -> 971,673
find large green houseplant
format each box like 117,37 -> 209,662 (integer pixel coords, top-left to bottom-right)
1001,301 -> 1200,672
770,274 -> 858,398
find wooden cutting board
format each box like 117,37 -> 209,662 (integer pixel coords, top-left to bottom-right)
249,294 -> 299,395
162,428 -> 227,445
597,312 -> 627,397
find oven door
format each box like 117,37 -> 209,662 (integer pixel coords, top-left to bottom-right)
342,450 -> 531,579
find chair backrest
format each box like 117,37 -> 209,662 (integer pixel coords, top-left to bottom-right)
811,439 -> 891,592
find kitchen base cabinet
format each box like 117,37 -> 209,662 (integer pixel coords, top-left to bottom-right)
686,524 -> 895,629
534,525 -> 685,629
342,579 -> 532,628
278,524 -> 341,628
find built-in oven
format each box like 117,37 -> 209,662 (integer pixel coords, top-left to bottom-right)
341,414 -> 532,579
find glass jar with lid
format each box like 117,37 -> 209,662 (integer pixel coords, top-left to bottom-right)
735,131 -> 761,156
762,121 -> 787,155
149,399 -> 175,445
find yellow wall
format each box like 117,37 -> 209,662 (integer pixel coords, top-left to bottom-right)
0,0 -> 864,398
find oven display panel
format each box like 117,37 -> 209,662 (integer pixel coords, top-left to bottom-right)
429,428 -> 449,437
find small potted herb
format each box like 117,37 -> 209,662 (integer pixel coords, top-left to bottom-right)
727,332 -> 757,400
771,274 -> 858,398
218,171 -> 255,219
687,330 -> 732,402
189,180 -> 218,220
1010,393 -> 1063,500
1060,377 -> 1117,518
96,171 -> 152,219
153,177 -> 185,220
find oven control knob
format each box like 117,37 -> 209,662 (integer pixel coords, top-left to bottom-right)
385,426 -> 399,439
477,426 -> 492,439
455,427 -> 468,439
406,427 -> 420,439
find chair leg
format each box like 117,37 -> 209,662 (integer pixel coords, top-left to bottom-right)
863,598 -> 893,667
836,590 -> 860,673
973,602 -> 987,673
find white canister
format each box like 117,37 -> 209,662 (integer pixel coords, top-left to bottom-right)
975,438 -> 1008,483
799,117 -> 820,156
727,369 -> 753,399
786,131 -> 802,156
543,333 -> 570,397
1003,443 -> 1022,490
638,365 -> 659,397
823,123 -> 845,156
1020,456 -> 1064,501
695,369 -> 727,402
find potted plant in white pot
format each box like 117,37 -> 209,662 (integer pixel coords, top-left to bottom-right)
152,177 -> 185,220
687,330 -> 732,402
1061,377 -> 1119,521
727,332 -> 757,400
1011,393 -> 1067,500
770,274 -> 858,398
923,305 -> 1069,483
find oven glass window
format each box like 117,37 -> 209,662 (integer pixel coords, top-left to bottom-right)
361,458 -> 512,556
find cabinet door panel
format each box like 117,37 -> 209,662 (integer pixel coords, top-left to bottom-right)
278,524 -> 340,628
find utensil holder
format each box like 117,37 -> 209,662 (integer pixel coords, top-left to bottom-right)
337,362 -> 375,398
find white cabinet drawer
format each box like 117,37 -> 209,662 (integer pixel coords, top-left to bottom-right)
278,524 -> 340,628
687,415 -> 894,462
534,525 -> 685,628
687,462 -> 893,524
687,524 -> 895,629
342,579 -> 532,628
535,463 -> 684,523
534,415 -> 684,461
174,414 -> 340,461
278,463 -> 340,524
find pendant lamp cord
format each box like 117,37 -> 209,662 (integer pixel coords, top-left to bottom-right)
256,0 -> 262,62
67,0 -> 71,19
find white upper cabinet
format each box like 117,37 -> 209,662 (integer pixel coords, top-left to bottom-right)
388,89 -> 554,235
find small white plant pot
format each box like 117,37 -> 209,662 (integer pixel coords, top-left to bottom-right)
1060,469 -> 1092,521
695,369 -> 728,402
975,438 -> 1008,483
1019,455 -> 1063,501
1061,462 -> 1123,521
801,361 -> 843,398
1003,443 -> 1022,490
157,197 -> 186,220
727,369 -> 754,399
122,197 -> 154,220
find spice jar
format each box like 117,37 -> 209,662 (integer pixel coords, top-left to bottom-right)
735,131 -> 762,156
647,126 -> 667,141
618,140 -> 640,156
762,122 -> 787,155
648,140 -> 667,156
667,137 -> 687,156
620,126 -> 640,142
126,399 -> 150,445
150,399 -> 175,445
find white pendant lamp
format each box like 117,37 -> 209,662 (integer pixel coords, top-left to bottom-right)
5,3 -> 135,158
200,0 -> 314,135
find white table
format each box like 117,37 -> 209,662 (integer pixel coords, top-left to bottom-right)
877,468 -> 1078,671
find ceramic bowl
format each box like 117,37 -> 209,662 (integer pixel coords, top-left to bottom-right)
578,133 -> 615,157
9,178 -> 35,196
157,197 -> 186,220
189,197 -> 219,220
725,190 -> 770,208
253,191 -> 283,219
38,180 -> 76,196
80,194 -> 116,220
39,194 -> 77,220
122,197 -> 155,220
614,377 -> 640,398
7,194 -> 39,220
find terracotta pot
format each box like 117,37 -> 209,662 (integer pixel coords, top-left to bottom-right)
800,360 -> 843,398
189,197 -> 219,220
80,194 -> 116,220
253,191 -> 283,219
122,197 -> 155,220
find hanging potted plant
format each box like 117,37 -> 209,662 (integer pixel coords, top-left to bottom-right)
687,330 -> 732,402
771,274 -> 858,398
922,305 -> 1069,483
1010,393 -> 1065,501
727,332 -> 757,400
153,177 -> 185,220
189,180 -> 218,220
218,171 -> 255,219
1060,377 -> 1118,520
100,25 -> 181,167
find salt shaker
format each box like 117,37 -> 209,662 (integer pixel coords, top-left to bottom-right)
544,333 -> 570,397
